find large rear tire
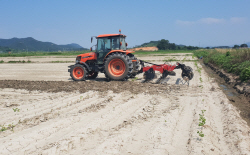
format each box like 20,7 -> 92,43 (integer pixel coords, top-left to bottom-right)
104,53 -> 133,80
70,64 -> 87,81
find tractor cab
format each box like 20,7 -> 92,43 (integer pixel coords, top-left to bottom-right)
91,30 -> 128,64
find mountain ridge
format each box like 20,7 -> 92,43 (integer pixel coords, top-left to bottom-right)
0,37 -> 87,52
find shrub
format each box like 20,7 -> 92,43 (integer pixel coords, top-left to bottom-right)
193,49 -> 250,81
240,67 -> 250,81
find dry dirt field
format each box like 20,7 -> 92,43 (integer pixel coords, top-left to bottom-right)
0,53 -> 250,155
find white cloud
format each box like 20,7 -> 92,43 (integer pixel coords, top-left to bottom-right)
230,17 -> 247,23
176,17 -> 226,25
199,18 -> 225,24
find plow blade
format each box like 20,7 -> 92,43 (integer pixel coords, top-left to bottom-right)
140,61 -> 194,85
155,70 -> 173,84
181,66 -> 194,81
143,68 -> 157,81
143,70 -> 177,84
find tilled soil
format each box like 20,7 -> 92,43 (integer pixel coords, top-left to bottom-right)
1,54 -> 250,154
0,80 -> 184,95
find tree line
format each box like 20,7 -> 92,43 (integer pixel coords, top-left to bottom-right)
233,44 -> 248,49
156,39 -> 199,50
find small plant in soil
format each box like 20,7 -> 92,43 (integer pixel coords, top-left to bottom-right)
0,124 -> 16,132
0,125 -> 7,132
8,124 -> 15,131
194,61 -> 202,75
197,110 -> 206,137
13,108 -> 20,112
199,77 -> 203,83
132,77 -> 138,81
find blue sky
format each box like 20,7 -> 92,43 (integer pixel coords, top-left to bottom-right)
0,0 -> 249,48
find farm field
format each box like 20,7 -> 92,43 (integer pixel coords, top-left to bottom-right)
0,53 -> 250,154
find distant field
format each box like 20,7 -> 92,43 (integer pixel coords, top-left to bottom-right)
0,50 -> 89,57
0,50 -> 195,57
133,50 -> 196,55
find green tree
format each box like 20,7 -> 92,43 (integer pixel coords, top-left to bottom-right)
240,44 -> 248,48
233,45 -> 240,49
169,43 -> 176,50
157,39 -> 169,50
187,46 -> 193,50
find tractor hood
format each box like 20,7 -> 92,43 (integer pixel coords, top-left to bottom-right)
77,52 -> 96,58
77,52 -> 97,63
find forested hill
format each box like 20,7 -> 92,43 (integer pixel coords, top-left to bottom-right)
0,37 -> 87,52
134,40 -> 185,48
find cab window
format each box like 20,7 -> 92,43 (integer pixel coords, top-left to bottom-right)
120,37 -> 126,50
112,37 -> 120,50
97,38 -> 111,52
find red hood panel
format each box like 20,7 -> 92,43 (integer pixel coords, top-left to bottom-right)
78,52 -> 97,63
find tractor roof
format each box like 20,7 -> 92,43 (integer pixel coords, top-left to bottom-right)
97,34 -> 126,38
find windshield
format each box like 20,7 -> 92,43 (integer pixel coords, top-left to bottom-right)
97,37 -> 111,52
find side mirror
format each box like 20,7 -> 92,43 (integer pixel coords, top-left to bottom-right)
126,43 -> 128,46
90,47 -> 92,51
91,37 -> 93,43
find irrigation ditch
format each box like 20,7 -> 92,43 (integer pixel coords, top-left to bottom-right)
200,60 -> 250,125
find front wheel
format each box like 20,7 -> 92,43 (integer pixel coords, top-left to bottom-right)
70,64 -> 87,81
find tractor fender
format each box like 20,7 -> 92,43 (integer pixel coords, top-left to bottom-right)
103,50 -> 134,62
79,62 -> 91,71
68,62 -> 90,72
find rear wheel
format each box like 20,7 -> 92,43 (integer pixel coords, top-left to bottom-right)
70,64 -> 87,81
104,53 -> 133,80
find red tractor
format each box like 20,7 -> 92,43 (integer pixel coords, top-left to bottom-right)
68,30 -> 140,81
68,30 -> 194,83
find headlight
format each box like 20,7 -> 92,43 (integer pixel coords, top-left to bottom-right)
76,56 -> 81,61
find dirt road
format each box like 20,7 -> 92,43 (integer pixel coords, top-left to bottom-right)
0,54 -> 250,154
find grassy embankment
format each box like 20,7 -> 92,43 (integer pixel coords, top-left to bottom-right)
193,49 -> 250,81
